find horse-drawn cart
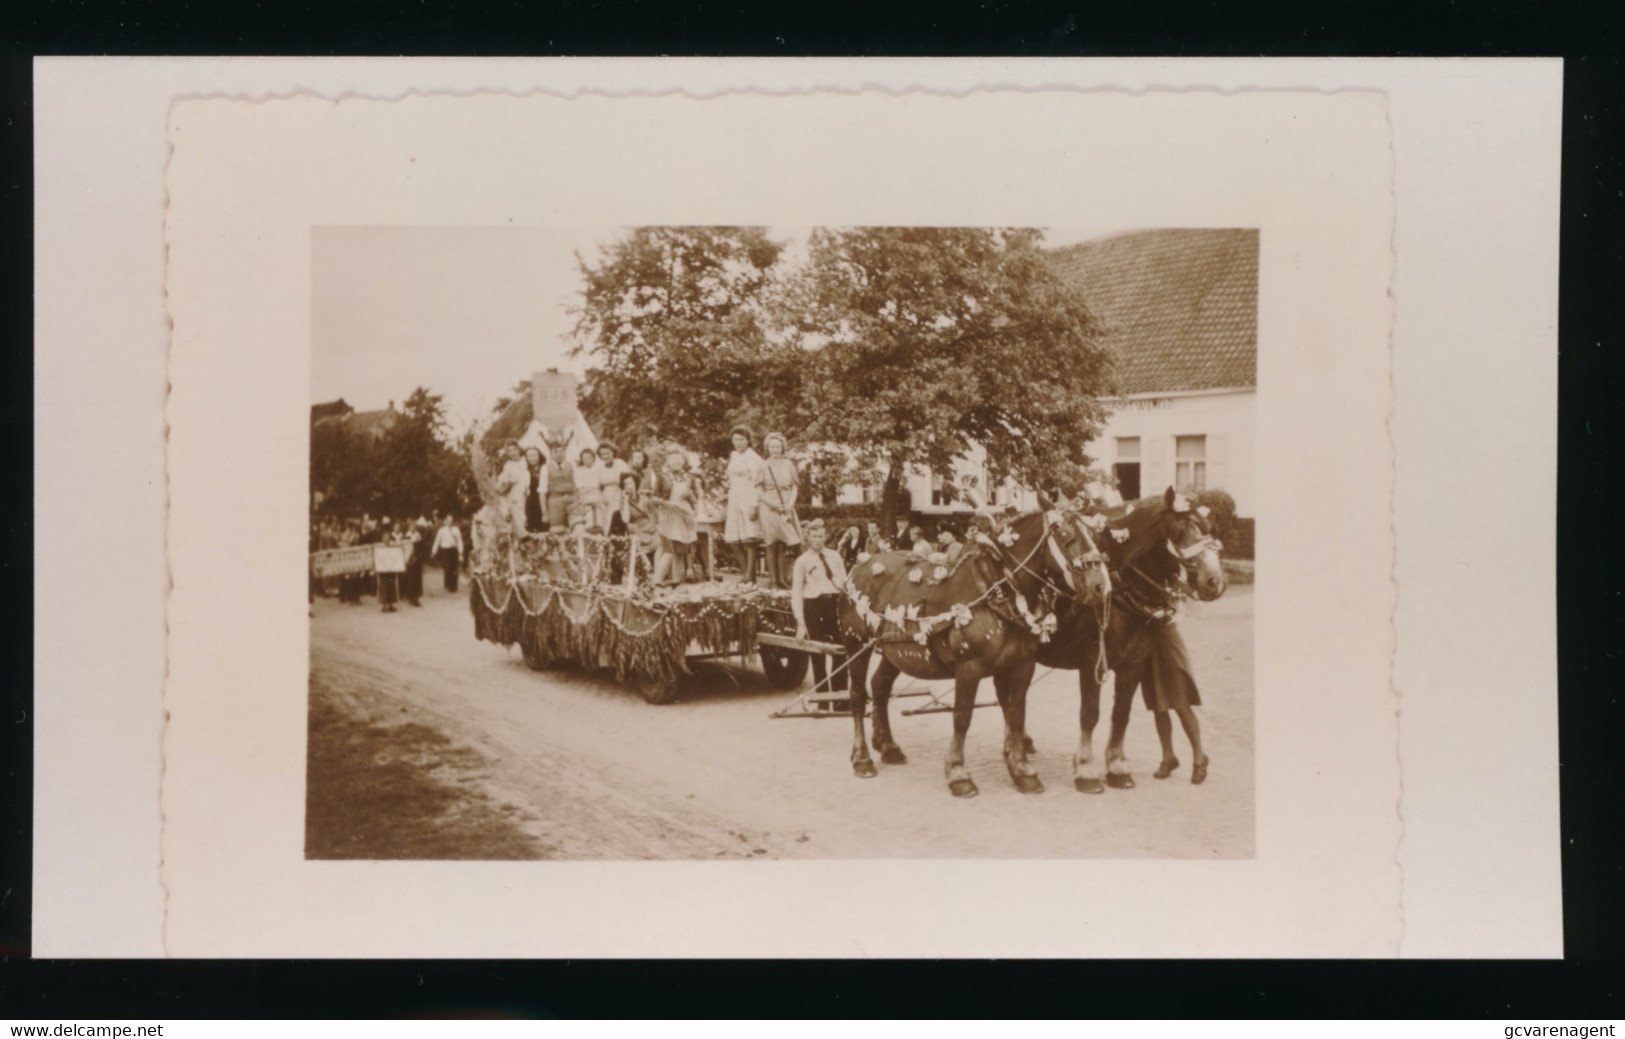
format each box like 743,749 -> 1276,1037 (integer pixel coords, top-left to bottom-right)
468,530 -> 833,704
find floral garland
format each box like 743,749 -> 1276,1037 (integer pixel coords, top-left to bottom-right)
468,570 -> 788,688
844,531 -> 1061,649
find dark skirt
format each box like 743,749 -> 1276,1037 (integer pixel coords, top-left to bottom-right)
525,490 -> 546,532
1142,621 -> 1203,711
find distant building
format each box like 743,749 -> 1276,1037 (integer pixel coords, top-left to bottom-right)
1047,228 -> 1257,517
310,398 -> 354,424
312,399 -> 399,439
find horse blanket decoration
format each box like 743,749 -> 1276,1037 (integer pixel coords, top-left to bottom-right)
843,544 -> 1058,667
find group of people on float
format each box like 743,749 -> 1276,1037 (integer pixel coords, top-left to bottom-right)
490,426 -> 831,591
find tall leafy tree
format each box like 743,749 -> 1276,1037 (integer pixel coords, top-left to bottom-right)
570,226 -> 799,455
310,418 -> 381,515
312,387 -> 478,521
791,227 -> 1113,532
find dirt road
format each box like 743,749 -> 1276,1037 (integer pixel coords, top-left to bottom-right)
308,573 -> 1254,859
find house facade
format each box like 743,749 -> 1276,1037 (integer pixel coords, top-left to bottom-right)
1044,227 -> 1257,518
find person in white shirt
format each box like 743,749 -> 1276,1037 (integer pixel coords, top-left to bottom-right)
493,443 -> 532,535
791,519 -> 850,703
573,448 -> 605,532
432,514 -> 466,592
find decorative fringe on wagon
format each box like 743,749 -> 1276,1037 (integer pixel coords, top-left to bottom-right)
469,573 -> 775,690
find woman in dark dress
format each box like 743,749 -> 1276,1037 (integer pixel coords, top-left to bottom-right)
522,446 -> 547,534
1146,623 -> 1209,784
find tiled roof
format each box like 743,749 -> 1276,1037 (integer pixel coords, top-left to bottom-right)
1046,229 -> 1257,396
310,398 -> 353,423
314,407 -> 397,438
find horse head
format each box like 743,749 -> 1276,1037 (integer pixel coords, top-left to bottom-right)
1050,508 -> 1112,605
1160,486 -> 1227,601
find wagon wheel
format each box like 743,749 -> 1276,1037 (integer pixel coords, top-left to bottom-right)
759,648 -> 810,690
639,673 -> 682,705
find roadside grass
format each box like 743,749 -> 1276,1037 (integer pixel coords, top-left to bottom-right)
305,675 -> 549,860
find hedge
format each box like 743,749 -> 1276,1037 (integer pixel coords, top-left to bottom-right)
1226,517 -> 1255,561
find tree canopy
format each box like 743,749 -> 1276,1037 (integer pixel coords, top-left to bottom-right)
788,227 -> 1114,526
310,387 -> 478,521
570,226 -> 799,457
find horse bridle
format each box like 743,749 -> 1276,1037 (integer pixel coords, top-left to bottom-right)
1115,516 -> 1220,620
1167,516 -> 1223,584
976,511 -> 1107,600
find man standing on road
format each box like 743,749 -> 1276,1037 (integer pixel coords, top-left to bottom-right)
432,513 -> 465,592
791,518 -> 850,708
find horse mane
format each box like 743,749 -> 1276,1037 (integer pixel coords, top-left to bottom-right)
1112,498 -> 1177,567
1109,487 -> 1233,567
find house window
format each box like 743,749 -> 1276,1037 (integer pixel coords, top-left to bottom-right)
1175,435 -> 1207,492
1113,437 -> 1142,501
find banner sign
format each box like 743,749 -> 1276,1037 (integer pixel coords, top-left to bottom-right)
373,545 -> 408,574
309,545 -> 376,578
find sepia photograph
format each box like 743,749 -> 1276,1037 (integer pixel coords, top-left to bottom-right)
305,224 -> 1257,861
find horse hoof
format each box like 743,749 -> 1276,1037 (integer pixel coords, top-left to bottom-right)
1106,772 -> 1136,790
1014,775 -> 1044,795
1074,777 -> 1105,794
1191,759 -> 1209,785
949,779 -> 979,799
881,746 -> 907,765
853,761 -> 879,779
1154,759 -> 1179,780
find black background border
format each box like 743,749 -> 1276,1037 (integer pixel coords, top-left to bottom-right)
3,0 -> 1621,1019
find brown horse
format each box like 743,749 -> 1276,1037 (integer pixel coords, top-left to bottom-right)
1035,487 -> 1230,792
838,509 -> 1111,797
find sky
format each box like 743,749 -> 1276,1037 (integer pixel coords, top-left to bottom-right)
310,226 -> 1126,431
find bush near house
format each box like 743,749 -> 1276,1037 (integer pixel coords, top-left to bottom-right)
1226,517 -> 1255,561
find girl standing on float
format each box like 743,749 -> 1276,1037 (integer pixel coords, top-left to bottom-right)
651,448 -> 698,587
541,436 -> 576,531
595,442 -> 630,529
521,446 -> 547,534
754,431 -> 802,589
494,442 -> 532,535
573,447 -> 605,532
722,425 -> 764,585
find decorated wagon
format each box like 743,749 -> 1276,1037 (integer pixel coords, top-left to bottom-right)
467,529 -> 833,704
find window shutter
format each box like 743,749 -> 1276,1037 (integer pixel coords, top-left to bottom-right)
1143,436 -> 1173,496
1206,433 -> 1229,494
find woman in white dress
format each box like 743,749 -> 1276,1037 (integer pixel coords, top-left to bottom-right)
595,442 -> 630,525
753,431 -> 802,589
722,425 -> 764,585
493,442 -> 532,535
